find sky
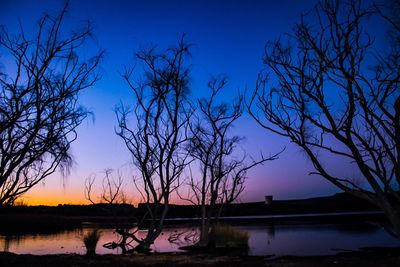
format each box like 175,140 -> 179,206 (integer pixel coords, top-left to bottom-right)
0,0 -> 384,205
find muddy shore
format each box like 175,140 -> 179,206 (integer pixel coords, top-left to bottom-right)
0,247 -> 399,267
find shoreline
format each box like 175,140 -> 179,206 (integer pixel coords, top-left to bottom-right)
0,246 -> 399,267
0,210 -> 387,233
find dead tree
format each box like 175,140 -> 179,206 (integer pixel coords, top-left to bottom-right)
84,168 -> 126,205
183,77 -> 280,247
84,168 -> 134,254
248,0 -> 400,237
115,37 -> 192,252
0,4 -> 102,205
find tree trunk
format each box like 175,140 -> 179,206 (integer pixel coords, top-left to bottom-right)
348,190 -> 400,239
136,203 -> 169,252
379,198 -> 400,238
198,204 -> 207,246
197,203 -> 214,247
198,217 -> 211,247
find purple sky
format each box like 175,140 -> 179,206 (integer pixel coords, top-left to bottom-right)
1,0 -> 383,205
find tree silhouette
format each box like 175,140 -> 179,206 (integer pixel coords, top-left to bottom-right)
0,4 -> 102,205
116,36 -> 192,251
85,168 -> 127,205
182,77 -> 279,247
248,0 -> 400,237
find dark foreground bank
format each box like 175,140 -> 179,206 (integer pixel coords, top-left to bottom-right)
1,247 -> 399,267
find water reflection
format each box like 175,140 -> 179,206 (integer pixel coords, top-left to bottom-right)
1,228 -> 85,254
245,223 -> 399,256
0,223 -> 399,256
0,227 -> 197,255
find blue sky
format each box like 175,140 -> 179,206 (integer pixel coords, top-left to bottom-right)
1,0 -> 382,205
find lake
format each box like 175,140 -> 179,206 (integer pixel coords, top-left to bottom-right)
1,221 -> 399,256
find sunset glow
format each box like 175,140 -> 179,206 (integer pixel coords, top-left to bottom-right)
0,0 -> 384,206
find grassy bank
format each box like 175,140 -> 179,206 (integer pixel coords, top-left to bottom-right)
209,223 -> 249,248
0,247 -> 399,267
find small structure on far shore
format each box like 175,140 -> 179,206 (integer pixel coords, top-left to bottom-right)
264,195 -> 273,205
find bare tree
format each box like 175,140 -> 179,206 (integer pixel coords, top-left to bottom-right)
0,4 -> 102,205
84,168 -> 134,254
183,77 -> 280,247
248,0 -> 400,237
115,37 -> 192,252
84,168 -> 127,205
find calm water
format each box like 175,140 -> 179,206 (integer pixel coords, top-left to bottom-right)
1,222 -> 399,256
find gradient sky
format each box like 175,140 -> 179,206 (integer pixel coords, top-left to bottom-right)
1,0 -> 384,205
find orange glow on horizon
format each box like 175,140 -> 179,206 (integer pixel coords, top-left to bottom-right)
19,188 -> 190,206
20,193 -> 88,206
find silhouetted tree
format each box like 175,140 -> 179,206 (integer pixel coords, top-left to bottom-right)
84,168 -> 133,254
0,4 -> 102,205
85,168 -> 127,205
248,0 -> 400,237
182,77 -> 279,247
116,37 -> 192,252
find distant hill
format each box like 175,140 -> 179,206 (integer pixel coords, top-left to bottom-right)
219,193 -> 379,217
151,192 -> 379,218
0,192 -> 379,218
0,193 -> 381,233
0,193 -> 378,218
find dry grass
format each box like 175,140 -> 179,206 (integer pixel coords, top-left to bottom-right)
82,229 -> 101,255
209,223 -> 249,248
